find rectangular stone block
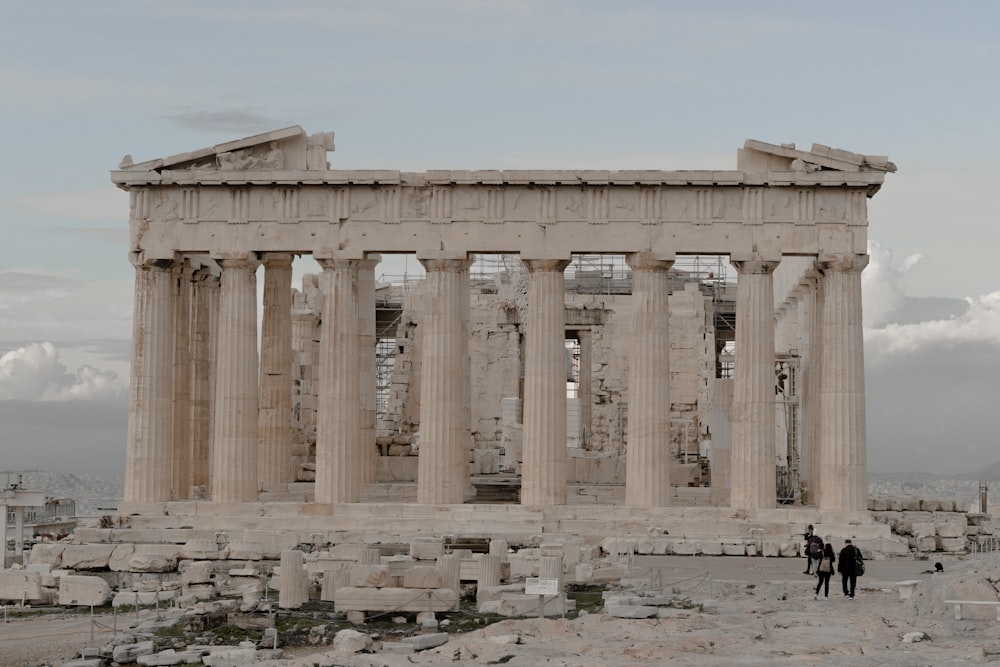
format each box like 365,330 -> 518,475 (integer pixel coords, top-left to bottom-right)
402,565 -> 443,589
0,570 -> 43,602
409,540 -> 444,560
334,586 -> 459,612
348,564 -> 390,588
61,544 -> 116,570
58,575 -> 111,606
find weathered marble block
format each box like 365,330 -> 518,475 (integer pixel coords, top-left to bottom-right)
58,575 -> 111,606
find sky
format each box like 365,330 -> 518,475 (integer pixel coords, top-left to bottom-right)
1,1 -> 999,477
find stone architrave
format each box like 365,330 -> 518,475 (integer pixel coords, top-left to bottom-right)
125,257 -> 175,503
210,254 -> 261,503
815,254 -> 869,511
521,258 -> 571,506
259,253 -> 295,489
625,252 -> 675,508
730,256 -> 780,512
315,256 -> 364,503
416,254 -> 473,504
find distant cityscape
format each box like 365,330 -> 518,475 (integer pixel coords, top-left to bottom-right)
4,468 -> 999,519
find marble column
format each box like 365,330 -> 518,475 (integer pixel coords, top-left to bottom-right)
358,256 -> 380,486
416,255 -> 472,504
730,255 -> 780,512
795,271 -> 819,504
258,253 -> 295,489
124,256 -> 175,503
189,267 -> 216,496
170,261 -> 194,499
816,254 -> 869,511
315,256 -> 364,503
210,254 -> 261,503
577,330 -> 592,447
520,258 -> 571,506
625,252 -> 674,508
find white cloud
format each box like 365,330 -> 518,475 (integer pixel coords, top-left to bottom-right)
862,240 -> 925,328
0,342 -> 125,402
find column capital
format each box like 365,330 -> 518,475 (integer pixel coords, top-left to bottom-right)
818,253 -> 869,274
260,252 -> 294,267
315,256 -> 363,271
626,251 -> 675,272
418,255 -> 473,272
731,257 -> 780,275
130,251 -> 177,270
211,252 -> 260,270
521,257 -> 571,272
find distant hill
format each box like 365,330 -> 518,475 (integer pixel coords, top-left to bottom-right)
1,470 -> 123,517
956,462 -> 1000,482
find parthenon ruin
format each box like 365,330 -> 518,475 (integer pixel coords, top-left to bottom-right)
110,127 -> 895,543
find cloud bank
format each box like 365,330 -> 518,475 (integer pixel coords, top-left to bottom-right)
0,341 -> 125,402
864,241 -> 1000,474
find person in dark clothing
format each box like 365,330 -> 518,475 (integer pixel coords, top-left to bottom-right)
803,525 -> 815,574
814,542 -> 836,599
806,532 -> 825,576
838,539 -> 860,598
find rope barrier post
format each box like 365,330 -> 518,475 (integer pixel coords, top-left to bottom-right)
90,605 -> 95,646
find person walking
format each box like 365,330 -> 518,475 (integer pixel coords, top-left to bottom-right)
838,539 -> 860,598
802,525 -> 815,574
806,531 -> 824,576
814,542 -> 835,599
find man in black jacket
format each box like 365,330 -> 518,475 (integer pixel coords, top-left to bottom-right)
838,539 -> 860,598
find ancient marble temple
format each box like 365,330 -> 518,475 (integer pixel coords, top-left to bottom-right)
111,127 -> 894,524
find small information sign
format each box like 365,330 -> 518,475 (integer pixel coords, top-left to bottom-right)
525,577 -> 559,595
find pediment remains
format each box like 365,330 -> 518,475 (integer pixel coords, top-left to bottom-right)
117,125 -> 335,173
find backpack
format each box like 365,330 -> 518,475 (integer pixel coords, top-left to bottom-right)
854,548 -> 865,576
808,536 -> 823,558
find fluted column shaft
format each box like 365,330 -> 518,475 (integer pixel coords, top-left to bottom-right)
189,267 -> 216,495
577,330 -> 592,445
625,252 -> 674,507
258,253 -> 295,489
520,258 -> 571,506
315,257 -> 364,503
358,257 -> 380,486
210,255 -> 260,503
170,261 -> 194,499
730,257 -> 780,512
816,254 -> 869,511
125,258 -> 175,503
416,256 -> 472,504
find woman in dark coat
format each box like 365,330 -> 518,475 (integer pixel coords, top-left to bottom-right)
814,542 -> 836,599
838,539 -> 859,598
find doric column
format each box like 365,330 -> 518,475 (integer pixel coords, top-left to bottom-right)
315,256 -> 364,503
625,252 -> 675,507
258,253 -> 295,489
816,254 -> 869,511
358,256 -> 380,486
795,270 -> 820,504
124,256 -> 175,503
415,254 -> 472,504
730,255 -> 780,512
520,258 -> 571,506
189,267 -> 216,496
170,260 -> 194,499
210,253 -> 260,503
577,330 -> 592,447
